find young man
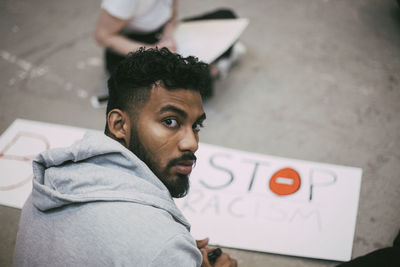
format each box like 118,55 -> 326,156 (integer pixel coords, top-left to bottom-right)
14,48 -> 237,267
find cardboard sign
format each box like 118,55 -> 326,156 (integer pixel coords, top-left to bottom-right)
0,119 -> 87,208
0,119 -> 361,261
175,144 -> 362,261
175,18 -> 249,63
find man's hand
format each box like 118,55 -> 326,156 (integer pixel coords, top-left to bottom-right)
196,238 -> 238,267
196,238 -> 209,249
200,247 -> 238,267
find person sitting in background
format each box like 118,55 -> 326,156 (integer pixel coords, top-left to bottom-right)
336,230 -> 400,267
93,0 -> 245,106
95,0 -> 179,75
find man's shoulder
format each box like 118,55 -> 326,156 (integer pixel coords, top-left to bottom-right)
85,201 -> 199,264
16,199 -> 198,266
81,200 -> 190,241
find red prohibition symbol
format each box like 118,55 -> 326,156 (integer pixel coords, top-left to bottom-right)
269,167 -> 301,196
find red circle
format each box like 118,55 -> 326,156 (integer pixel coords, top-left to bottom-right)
269,167 -> 301,196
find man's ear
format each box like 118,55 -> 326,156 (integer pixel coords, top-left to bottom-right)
106,109 -> 131,147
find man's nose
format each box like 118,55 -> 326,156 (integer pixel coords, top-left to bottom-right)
178,127 -> 198,153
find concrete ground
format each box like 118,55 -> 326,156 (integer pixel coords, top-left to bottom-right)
1,0 -> 399,266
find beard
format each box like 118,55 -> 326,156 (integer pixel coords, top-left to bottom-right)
128,126 -> 195,198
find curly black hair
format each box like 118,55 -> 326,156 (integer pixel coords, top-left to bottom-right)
106,47 -> 211,117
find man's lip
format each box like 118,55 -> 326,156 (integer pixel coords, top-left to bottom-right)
176,160 -> 195,166
175,165 -> 193,175
174,160 -> 194,175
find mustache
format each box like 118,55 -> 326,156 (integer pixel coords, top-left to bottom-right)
167,152 -> 197,168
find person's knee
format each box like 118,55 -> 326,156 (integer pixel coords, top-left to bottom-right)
213,8 -> 237,19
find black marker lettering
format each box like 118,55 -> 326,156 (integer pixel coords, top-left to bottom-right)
199,154 -> 234,190
201,195 -> 220,215
242,159 -> 270,192
227,197 -> 245,218
309,169 -> 337,201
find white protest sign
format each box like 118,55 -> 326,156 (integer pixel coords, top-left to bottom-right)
175,18 -> 249,63
175,144 -> 362,261
0,119 -> 362,261
0,119 -> 87,208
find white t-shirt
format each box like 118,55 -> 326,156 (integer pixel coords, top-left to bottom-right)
102,0 -> 173,33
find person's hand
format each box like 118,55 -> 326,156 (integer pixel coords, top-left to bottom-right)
200,247 -> 237,267
157,19 -> 177,52
196,238 -> 209,249
157,37 -> 177,52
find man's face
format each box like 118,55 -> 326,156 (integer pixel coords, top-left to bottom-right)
128,86 -> 206,198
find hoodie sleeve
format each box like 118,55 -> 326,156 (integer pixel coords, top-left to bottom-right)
150,234 -> 202,267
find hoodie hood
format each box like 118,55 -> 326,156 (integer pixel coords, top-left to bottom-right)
31,131 -> 190,230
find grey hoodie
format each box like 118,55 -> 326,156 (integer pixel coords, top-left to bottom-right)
14,132 -> 202,267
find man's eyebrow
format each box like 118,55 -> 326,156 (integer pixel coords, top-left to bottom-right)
159,105 -> 188,118
159,105 -> 206,122
197,112 -> 206,122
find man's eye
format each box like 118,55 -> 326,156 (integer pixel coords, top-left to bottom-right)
193,123 -> 203,133
163,118 -> 178,128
